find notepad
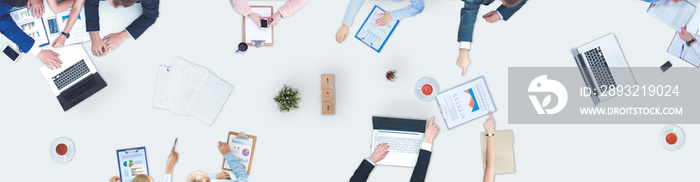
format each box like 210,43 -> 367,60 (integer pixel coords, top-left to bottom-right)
243,6 -> 273,46
647,0 -> 696,31
355,5 -> 399,53
480,130 -> 515,174
667,32 -> 700,67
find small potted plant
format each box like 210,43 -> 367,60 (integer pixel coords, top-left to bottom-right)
274,85 -> 300,112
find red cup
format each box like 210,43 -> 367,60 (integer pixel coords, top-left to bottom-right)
666,132 -> 678,145
56,143 -> 68,156
421,84 -> 433,96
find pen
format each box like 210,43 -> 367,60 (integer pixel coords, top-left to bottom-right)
173,138 -> 177,149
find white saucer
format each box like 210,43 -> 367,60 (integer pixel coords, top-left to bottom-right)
658,125 -> 685,151
50,137 -> 75,163
415,77 -> 439,102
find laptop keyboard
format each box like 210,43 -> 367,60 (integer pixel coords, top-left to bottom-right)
584,47 -> 617,92
52,59 -> 89,90
374,135 -> 421,154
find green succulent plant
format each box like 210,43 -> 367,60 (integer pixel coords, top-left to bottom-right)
274,85 -> 300,112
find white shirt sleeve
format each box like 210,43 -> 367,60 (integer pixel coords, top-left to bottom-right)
162,174 -> 172,182
27,44 -> 41,56
421,142 -> 432,152
496,10 -> 504,20
459,41 -> 471,50
691,36 -> 700,56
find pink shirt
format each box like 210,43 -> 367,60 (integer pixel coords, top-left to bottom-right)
229,0 -> 308,17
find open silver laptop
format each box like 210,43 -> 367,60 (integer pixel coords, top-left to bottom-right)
40,45 -> 107,111
571,34 -> 636,105
371,116 -> 425,167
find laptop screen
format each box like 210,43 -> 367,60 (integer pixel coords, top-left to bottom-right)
372,116 -> 426,133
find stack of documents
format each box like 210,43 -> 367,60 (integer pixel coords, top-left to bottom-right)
154,57 -> 234,126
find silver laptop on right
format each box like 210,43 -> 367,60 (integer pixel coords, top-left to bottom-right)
571,34 -> 636,105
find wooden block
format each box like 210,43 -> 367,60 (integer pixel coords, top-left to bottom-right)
322,89 -> 335,101
321,75 -> 335,88
322,102 -> 335,115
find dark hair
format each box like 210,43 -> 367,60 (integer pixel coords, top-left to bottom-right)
113,0 -> 137,7
4,0 -> 28,7
502,0 -> 522,7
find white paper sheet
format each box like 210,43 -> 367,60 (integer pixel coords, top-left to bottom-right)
244,7 -> 273,45
668,32 -> 700,67
153,57 -> 234,125
436,77 -> 496,129
648,0 -> 696,31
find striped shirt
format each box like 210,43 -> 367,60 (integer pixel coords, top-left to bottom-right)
342,0 -> 425,26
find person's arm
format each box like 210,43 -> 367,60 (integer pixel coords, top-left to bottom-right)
409,118 -> 438,182
389,0 -> 424,21
457,2 -> 478,76
229,0 -> 252,16
125,0 -> 159,39
482,113 -> 496,182
277,0 -> 308,18
224,153 -> 248,182
46,0 -> 74,14
51,0 -> 85,47
349,159 -> 375,182
342,0 -> 364,26
85,0 -> 99,32
495,0 -> 527,21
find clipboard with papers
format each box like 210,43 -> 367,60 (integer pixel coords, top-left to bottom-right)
647,0 -> 696,31
355,5 -> 399,53
667,32 -> 700,67
243,6 -> 274,46
222,131 -> 257,175
9,8 -> 50,47
116,147 -> 149,182
435,76 -> 496,130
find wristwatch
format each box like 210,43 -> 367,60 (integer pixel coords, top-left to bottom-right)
485,133 -> 495,137
686,38 -> 696,46
61,31 -> 70,38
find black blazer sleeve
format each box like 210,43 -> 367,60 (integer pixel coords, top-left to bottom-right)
85,0 -> 100,32
496,0 -> 527,21
409,149 -> 432,182
125,0 -> 159,39
349,159 -> 375,182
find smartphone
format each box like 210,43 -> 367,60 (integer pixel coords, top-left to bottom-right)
660,61 -> 673,72
261,19 -> 269,29
3,44 -> 21,62
47,16 -> 59,35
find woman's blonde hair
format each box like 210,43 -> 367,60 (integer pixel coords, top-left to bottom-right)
132,174 -> 153,182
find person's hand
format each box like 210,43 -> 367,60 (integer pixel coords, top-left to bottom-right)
52,34 -> 67,48
165,148 -> 178,174
91,33 -> 107,56
103,30 -> 130,53
680,26 -> 695,42
109,176 -> 121,182
216,171 -> 231,179
27,0 -> 45,18
375,12 -> 393,26
424,117 -> 439,144
335,24 -> 350,43
484,112 -> 495,134
218,141 -> 231,156
269,12 -> 282,27
457,49 -> 470,76
482,11 -> 500,23
37,50 -> 62,70
248,13 -> 263,28
369,143 -> 389,164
